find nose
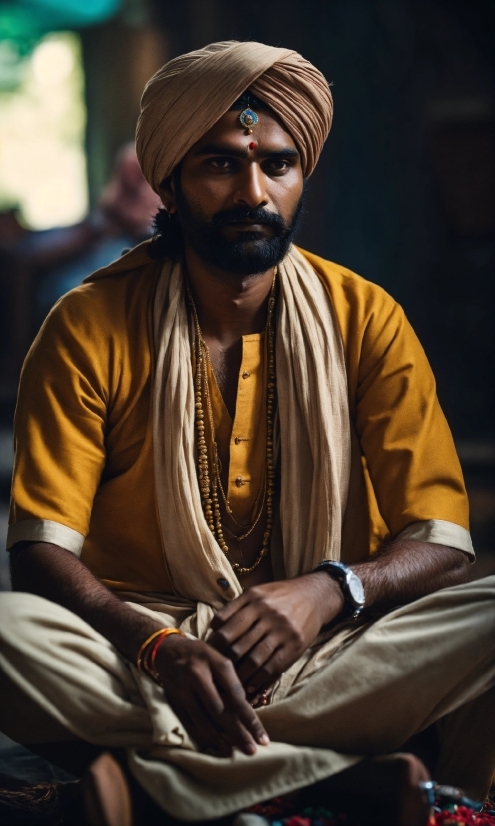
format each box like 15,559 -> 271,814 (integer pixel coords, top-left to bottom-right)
233,163 -> 268,209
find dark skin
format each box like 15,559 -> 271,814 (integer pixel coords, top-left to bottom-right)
10,108 -> 471,758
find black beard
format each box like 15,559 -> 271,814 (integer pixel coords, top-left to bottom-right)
175,187 -> 305,276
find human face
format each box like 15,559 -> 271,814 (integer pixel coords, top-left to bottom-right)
161,107 -> 305,275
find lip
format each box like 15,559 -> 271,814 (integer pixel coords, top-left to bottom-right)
227,222 -> 267,230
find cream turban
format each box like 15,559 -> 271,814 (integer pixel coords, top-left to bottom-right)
136,41 -> 333,193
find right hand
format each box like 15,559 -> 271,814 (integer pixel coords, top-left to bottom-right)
154,634 -> 270,757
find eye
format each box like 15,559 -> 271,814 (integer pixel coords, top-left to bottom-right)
265,159 -> 292,174
209,157 -> 236,171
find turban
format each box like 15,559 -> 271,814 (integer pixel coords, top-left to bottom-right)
136,41 -> 333,193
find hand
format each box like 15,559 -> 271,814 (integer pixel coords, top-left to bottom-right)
154,634 -> 270,756
208,573 -> 345,700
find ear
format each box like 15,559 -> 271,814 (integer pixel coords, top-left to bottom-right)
158,174 -> 177,214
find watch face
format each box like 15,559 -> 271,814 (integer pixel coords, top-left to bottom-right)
347,572 -> 365,605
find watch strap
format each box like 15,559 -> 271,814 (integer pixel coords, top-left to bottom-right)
312,560 -> 364,618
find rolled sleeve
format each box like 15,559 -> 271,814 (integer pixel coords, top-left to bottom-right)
396,519 -> 474,556
7,519 -> 85,555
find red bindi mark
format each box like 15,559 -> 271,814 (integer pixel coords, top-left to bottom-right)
248,142 -> 256,150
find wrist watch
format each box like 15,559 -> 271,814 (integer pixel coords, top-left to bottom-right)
312,560 -> 365,618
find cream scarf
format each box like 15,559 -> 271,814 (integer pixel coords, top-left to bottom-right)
153,245 -> 351,611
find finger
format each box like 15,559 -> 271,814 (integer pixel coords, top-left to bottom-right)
215,707 -> 261,755
209,604 -> 260,652
213,658 -> 270,747
187,666 -> 257,756
243,647 -> 288,697
167,686 -> 228,755
236,633 -> 278,687
184,697 -> 232,757
225,620 -> 267,664
210,592 -> 249,630
188,663 -> 226,719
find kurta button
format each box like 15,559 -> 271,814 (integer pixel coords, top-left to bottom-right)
218,578 -> 230,590
234,437 -> 241,445
235,476 -> 244,487
242,371 -> 250,379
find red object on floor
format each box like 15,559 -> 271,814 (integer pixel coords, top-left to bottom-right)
431,807 -> 495,825
248,796 -> 495,825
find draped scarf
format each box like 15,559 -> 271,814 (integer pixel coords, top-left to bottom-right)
152,245 -> 351,614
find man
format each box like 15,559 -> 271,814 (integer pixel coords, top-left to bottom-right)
0,40 -> 494,826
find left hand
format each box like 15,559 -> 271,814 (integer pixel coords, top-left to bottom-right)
208,573 -> 345,700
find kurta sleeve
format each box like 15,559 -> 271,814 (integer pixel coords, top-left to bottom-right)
8,287 -> 110,555
354,294 -> 473,555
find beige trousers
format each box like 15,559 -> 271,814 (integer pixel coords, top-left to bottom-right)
0,577 -> 494,821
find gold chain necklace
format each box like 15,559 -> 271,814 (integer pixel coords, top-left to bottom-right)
187,272 -> 277,577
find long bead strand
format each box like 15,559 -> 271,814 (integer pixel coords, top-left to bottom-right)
187,271 -> 277,575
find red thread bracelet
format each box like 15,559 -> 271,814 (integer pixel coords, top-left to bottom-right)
147,628 -> 185,681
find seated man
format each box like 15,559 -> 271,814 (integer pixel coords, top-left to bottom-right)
1,40 -> 494,826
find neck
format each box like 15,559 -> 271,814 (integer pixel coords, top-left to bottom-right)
184,246 -> 276,347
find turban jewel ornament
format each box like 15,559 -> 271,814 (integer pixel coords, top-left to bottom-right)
136,40 -> 333,193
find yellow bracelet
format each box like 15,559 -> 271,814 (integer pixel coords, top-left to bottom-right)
136,628 -> 185,672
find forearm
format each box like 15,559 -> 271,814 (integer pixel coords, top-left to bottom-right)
9,541 -> 164,663
9,542 -> 269,755
309,541 -> 471,627
352,540 -> 471,614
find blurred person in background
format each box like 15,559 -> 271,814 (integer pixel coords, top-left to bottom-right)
0,144 -> 160,379
0,40 -> 494,826
22,142 -> 160,318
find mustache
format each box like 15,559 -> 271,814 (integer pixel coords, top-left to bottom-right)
209,206 -> 288,233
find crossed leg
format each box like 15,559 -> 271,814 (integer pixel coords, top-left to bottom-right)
0,576 -> 494,821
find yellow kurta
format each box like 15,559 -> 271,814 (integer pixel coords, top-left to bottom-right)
205,334 -> 268,527
9,247 -> 470,592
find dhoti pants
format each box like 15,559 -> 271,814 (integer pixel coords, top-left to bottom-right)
0,577 -> 494,821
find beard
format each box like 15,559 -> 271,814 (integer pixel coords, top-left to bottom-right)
175,183 -> 305,276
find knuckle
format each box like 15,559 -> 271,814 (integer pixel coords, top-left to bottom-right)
207,699 -> 224,717
229,681 -> 245,700
247,586 -> 264,602
216,656 -> 235,673
256,664 -> 273,685
226,689 -> 248,713
188,661 -> 204,679
230,642 -> 245,660
244,638 -> 272,672
212,630 -> 230,649
189,659 -> 214,682
244,652 -> 263,672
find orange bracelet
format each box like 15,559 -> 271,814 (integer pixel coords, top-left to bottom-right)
136,628 -> 185,673
147,629 -> 183,680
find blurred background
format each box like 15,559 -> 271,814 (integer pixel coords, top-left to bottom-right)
0,0 -> 494,590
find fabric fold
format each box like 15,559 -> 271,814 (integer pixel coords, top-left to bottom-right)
152,246 -> 351,618
136,40 -> 333,191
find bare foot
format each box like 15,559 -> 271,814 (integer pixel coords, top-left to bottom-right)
303,752 -> 431,826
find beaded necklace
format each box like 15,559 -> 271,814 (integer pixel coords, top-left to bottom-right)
187,271 -> 277,577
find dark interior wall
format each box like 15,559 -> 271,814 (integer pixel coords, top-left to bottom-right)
87,0 -> 494,441
81,19 -> 166,205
